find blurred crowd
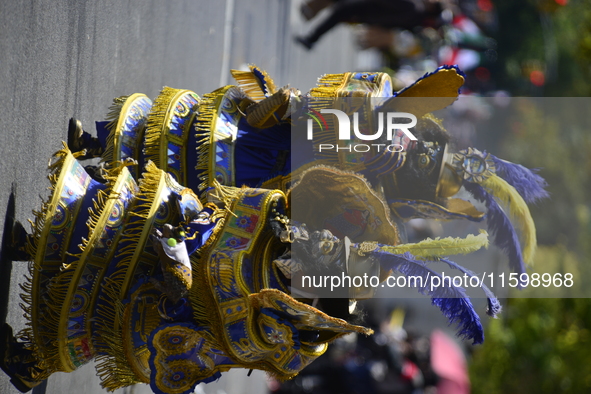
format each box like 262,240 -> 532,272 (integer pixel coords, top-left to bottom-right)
267,308 -> 470,394
295,0 -> 500,95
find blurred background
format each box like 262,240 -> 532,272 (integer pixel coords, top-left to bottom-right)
1,0 -> 590,393
294,1 -> 591,393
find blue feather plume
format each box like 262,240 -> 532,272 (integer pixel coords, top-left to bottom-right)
375,251 -> 484,344
436,257 -> 502,317
491,156 -> 549,204
464,182 -> 526,276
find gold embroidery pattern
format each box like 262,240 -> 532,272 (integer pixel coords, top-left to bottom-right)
151,325 -> 216,394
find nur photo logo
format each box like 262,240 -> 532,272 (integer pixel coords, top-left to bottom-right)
306,108 -> 418,153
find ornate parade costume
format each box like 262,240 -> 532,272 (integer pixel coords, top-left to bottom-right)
1,65 -> 547,393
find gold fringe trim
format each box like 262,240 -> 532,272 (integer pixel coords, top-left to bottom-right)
188,215 -> 228,329
309,73 -> 348,98
246,87 -> 291,129
193,86 -> 233,195
101,96 -> 130,166
307,73 -> 350,164
37,162 -> 128,373
94,277 -> 142,391
187,184 -> 240,332
93,162 -> 167,390
208,180 -> 246,216
63,163 -> 134,373
144,87 -> 183,169
231,65 -> 277,102
16,144 -> 77,378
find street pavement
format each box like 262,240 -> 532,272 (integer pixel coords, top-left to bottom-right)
0,1 -> 378,393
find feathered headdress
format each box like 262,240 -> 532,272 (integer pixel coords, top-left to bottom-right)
438,148 -> 549,274
379,65 -> 549,274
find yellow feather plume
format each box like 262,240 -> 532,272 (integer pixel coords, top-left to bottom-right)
481,174 -> 537,265
379,230 -> 489,258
